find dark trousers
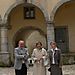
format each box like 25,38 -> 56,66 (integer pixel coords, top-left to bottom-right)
15,64 -> 27,75
51,64 -> 62,75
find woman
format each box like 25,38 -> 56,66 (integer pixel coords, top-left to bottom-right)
48,41 -> 62,75
32,42 -> 47,75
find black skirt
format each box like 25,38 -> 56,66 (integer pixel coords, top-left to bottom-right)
50,64 -> 62,75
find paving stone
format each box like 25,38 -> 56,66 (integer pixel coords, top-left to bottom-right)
0,65 -> 75,75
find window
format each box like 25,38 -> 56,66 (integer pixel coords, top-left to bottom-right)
24,7 -> 35,19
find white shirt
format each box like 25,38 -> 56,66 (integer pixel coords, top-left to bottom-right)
51,47 -> 58,64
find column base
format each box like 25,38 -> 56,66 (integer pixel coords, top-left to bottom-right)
0,52 -> 10,66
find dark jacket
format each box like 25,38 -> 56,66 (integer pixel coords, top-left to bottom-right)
48,48 -> 62,66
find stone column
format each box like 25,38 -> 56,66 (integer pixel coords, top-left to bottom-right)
0,21 -> 10,66
1,26 -> 8,52
47,21 -> 55,50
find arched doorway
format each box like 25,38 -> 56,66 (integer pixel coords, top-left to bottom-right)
51,1 -> 75,53
13,26 -> 47,56
6,3 -> 47,62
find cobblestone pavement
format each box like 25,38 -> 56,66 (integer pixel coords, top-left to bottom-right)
0,65 -> 75,75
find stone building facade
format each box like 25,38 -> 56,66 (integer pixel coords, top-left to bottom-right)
0,0 -> 75,65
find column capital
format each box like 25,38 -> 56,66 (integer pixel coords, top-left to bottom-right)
46,21 -> 55,27
0,15 -> 8,28
0,21 -> 11,29
0,22 -> 8,27
46,20 -> 54,25
0,15 -> 2,25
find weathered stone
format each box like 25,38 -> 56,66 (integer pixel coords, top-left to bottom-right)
47,21 -> 55,50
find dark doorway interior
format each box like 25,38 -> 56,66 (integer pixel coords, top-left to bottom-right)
55,27 -> 69,53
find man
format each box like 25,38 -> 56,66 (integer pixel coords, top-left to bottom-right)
48,41 -> 62,75
14,40 -> 29,75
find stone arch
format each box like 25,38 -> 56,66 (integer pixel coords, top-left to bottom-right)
12,26 -> 47,55
13,26 -> 47,45
3,0 -> 49,23
50,0 -> 70,21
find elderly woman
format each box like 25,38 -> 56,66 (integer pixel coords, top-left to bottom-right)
32,42 -> 47,75
48,41 -> 62,75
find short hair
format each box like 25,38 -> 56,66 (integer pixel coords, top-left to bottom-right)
50,41 -> 56,46
18,40 -> 24,44
36,41 -> 42,46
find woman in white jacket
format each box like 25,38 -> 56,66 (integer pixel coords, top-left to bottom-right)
32,42 -> 47,75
